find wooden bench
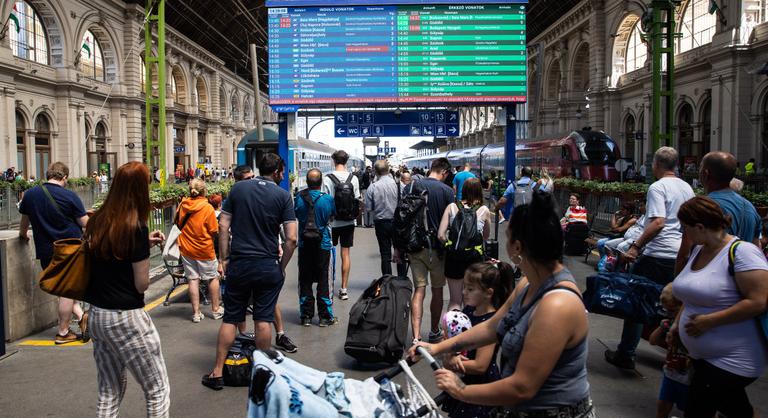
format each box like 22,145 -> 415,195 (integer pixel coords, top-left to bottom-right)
584,211 -> 621,263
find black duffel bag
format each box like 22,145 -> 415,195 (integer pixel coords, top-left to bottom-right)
345,275 -> 413,364
583,272 -> 666,324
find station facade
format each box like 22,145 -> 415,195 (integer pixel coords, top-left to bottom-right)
450,0 -> 768,170
0,0 -> 276,180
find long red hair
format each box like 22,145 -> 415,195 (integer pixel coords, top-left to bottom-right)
85,162 -> 151,260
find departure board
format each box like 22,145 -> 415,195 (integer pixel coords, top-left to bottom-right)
268,4 -> 526,105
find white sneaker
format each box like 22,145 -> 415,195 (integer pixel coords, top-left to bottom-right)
192,312 -> 204,323
211,309 -> 224,320
339,289 -> 349,300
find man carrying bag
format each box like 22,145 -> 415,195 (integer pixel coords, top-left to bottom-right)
19,162 -> 89,344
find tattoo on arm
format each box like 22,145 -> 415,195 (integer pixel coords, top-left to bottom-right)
450,341 -> 470,353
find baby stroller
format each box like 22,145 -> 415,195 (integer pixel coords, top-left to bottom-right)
248,347 -> 449,418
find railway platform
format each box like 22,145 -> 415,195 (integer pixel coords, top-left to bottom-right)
1,227 -> 766,417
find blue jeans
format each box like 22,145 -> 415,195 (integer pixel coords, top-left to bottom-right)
617,255 -> 676,357
596,238 -> 610,257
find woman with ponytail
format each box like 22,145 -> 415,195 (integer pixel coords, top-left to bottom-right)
410,191 -> 594,417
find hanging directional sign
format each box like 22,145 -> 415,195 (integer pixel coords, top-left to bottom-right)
334,110 -> 460,138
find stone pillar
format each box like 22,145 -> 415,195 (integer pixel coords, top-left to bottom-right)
188,118 -> 199,165
0,86 -> 17,169
165,113 -> 175,180
588,0 -> 606,130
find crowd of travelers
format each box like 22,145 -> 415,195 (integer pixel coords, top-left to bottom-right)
13,144 -> 768,418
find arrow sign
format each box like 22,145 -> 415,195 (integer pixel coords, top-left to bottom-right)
448,126 -> 458,135
336,114 -> 345,123
337,127 -> 346,136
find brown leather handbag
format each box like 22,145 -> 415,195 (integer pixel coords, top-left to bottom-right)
39,238 -> 91,300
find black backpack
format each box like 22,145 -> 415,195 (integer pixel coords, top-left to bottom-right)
329,173 -> 359,221
344,275 -> 413,364
393,182 -> 428,253
300,189 -> 323,247
445,202 -> 484,262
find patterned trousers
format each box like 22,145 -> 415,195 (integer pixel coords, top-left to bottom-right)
89,306 -> 170,417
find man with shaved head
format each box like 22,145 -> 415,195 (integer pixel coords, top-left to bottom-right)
294,168 -> 338,327
699,151 -> 761,244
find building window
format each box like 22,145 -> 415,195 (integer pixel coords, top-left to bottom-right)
9,1 -> 49,65
546,60 -> 561,101
625,24 -> 647,73
34,114 -> 51,179
171,66 -> 186,105
80,30 -> 105,81
678,0 -> 717,53
16,111 -> 26,174
762,95 -> 768,164
198,131 -> 207,163
196,77 -> 208,114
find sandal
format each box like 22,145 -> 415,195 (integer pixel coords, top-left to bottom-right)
201,373 -> 224,391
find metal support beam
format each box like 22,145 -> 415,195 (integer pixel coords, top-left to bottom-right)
648,0 -> 679,151
145,0 -> 167,185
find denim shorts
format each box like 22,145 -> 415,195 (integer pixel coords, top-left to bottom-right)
659,375 -> 689,411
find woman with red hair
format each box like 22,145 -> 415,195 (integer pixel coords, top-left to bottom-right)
84,161 -> 170,417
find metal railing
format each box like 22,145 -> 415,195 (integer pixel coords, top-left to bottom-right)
0,185 -> 109,230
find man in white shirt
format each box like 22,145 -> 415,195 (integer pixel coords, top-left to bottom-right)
322,150 -> 361,300
605,146 -> 694,370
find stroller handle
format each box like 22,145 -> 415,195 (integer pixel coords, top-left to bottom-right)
416,346 -> 441,371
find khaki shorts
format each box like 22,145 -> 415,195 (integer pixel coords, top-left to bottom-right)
180,256 -> 219,281
409,249 -> 446,288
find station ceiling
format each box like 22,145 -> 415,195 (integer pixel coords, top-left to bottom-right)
125,0 -> 579,92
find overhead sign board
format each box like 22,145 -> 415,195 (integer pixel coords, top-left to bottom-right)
270,104 -> 302,113
334,110 -> 459,138
268,0 -> 526,5
268,4 -> 527,105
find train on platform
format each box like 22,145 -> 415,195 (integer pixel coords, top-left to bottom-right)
237,133 -> 365,190
402,129 -> 622,182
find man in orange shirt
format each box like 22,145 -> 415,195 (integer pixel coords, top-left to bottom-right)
178,178 -> 222,322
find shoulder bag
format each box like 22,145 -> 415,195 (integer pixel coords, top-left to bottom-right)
162,202 -> 193,262
38,185 -> 90,300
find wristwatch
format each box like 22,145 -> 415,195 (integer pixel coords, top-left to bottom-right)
630,242 -> 642,251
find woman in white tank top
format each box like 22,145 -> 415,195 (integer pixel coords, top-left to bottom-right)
671,196 -> 768,418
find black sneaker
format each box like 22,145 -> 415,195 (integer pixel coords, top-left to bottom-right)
300,317 -> 311,327
318,317 -> 339,327
604,349 -> 635,370
276,334 -> 298,353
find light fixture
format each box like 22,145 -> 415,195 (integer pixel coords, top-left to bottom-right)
394,107 -> 402,115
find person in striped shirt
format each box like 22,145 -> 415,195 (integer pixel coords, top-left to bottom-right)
561,193 -> 588,228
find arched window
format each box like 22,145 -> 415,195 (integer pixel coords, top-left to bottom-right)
9,1 -> 49,65
34,114 -> 51,178
677,0 -> 716,53
171,66 -> 186,105
15,111 -> 27,174
625,24 -> 647,73
677,103 -> 695,167
231,94 -> 240,122
219,87 -> 227,118
80,30 -> 104,81
196,77 -> 208,114
243,100 -> 253,126
88,121 -> 109,175
624,114 -> 636,161
140,58 -> 159,97
611,15 -> 647,86
546,60 -> 561,101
